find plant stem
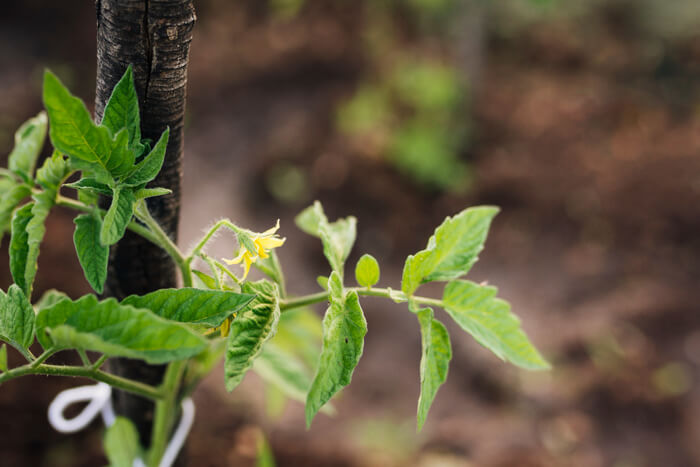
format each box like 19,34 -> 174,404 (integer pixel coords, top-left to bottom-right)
148,360 -> 186,467
91,354 -> 109,370
278,287 -> 444,311
134,200 -> 193,288
188,219 -> 239,262
56,196 -> 161,247
77,349 -> 91,366
280,291 -> 329,310
0,363 -> 162,400
30,348 -> 57,367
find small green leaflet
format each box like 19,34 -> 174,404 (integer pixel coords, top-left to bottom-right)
295,201 -> 357,276
100,187 -> 136,245
35,152 -> 71,192
122,288 -> 255,327
0,184 -> 30,236
134,187 -> 172,200
24,190 -> 57,300
415,307 -> 451,431
43,71 -> 133,179
328,270 -> 343,299
442,280 -> 549,370
306,279 -> 367,427
0,344 -> 7,372
36,295 -> 207,364
192,270 -> 218,290
104,417 -> 142,467
8,111 -> 47,179
101,65 -> 143,154
10,154 -> 71,299
65,178 -> 112,195
401,206 -> 499,296
122,128 -> 169,187
74,213 -> 109,294
0,285 -> 35,359
9,203 -> 32,296
355,254 -> 380,288
225,280 -> 281,392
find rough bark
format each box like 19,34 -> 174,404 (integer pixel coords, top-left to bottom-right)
95,0 -> 195,447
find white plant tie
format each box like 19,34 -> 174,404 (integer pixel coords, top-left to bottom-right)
47,383 -> 195,467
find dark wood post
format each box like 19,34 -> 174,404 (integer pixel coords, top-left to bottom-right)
94,0 -> 196,446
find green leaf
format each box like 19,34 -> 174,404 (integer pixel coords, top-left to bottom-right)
101,65 -> 143,154
402,206 -> 499,296
10,153 -> 71,299
193,270 -> 218,289
65,177 -> 112,196
295,201 -> 325,236
100,187 -> 136,245
295,201 -> 357,276
254,343 -> 313,405
34,289 -> 69,311
0,285 -> 35,358
328,270 -> 343,300
104,417 -> 141,467
442,280 -> 549,370
43,71 -> 132,178
8,111 -> 48,179
35,151 -> 71,192
122,128 -> 169,186
74,213 -> 109,294
355,254 -> 380,288
23,192 -> 54,300
306,290 -> 367,427
0,184 -> 31,235
0,344 -> 7,372
134,187 -> 172,200
9,203 -> 32,295
415,307 -> 451,431
122,288 -> 255,327
36,295 -> 207,363
225,281 -> 281,391
387,288 -> 408,303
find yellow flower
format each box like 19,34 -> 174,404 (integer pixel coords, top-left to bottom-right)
224,220 -> 285,279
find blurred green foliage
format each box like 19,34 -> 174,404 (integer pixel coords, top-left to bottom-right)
337,0 -> 474,193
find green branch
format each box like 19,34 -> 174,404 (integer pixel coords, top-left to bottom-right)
57,196 -> 160,247
279,287 -> 443,311
187,219 -> 239,262
0,362 -> 163,400
134,200 -> 193,288
149,360 -> 186,466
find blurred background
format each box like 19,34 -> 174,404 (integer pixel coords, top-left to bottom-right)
1,0 -> 700,466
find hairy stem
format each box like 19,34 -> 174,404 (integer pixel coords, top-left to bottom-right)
135,200 -> 192,287
279,287 -> 443,311
187,219 -> 239,262
57,196 -> 161,247
149,360 -> 186,466
0,363 -> 162,400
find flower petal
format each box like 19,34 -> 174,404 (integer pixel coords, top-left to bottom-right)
224,248 -> 247,265
260,219 -> 281,237
257,236 -> 286,250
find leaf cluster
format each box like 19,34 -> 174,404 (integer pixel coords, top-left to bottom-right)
0,67 -> 550,465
